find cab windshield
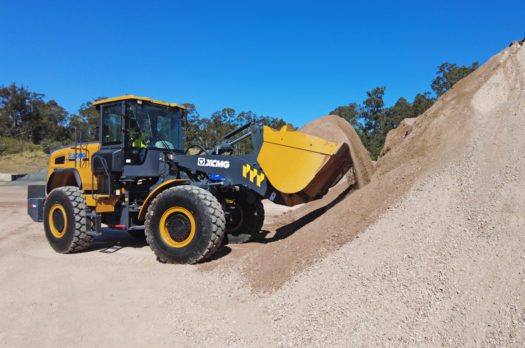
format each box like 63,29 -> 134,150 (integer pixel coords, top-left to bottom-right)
128,102 -> 183,152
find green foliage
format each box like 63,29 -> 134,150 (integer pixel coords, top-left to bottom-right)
330,61 -> 477,159
183,103 -> 288,154
0,84 -> 287,156
389,97 -> 412,125
411,92 -> 435,116
40,138 -> 64,154
331,102 -> 360,127
431,62 -> 479,97
1,58 -> 477,160
0,84 -> 69,144
331,89 -> 437,160
68,98 -> 105,141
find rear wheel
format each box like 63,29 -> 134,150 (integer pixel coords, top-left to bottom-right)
145,186 -> 226,264
224,189 -> 265,243
43,186 -> 93,253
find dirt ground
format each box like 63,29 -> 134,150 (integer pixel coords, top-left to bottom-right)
1,41 -> 524,347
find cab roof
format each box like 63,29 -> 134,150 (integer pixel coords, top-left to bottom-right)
92,95 -> 185,109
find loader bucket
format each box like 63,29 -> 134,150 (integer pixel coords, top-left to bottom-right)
257,125 -> 352,206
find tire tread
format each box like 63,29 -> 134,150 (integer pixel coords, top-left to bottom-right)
145,186 -> 226,264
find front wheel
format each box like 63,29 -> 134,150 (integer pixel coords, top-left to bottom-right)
145,186 -> 226,264
43,186 -> 93,253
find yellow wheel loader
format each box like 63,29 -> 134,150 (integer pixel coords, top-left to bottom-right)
27,95 -> 352,263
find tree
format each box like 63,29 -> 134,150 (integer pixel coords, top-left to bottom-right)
68,98 -> 105,142
431,62 -> 479,97
328,59 -> 478,159
0,83 -> 69,144
259,114 -> 287,130
0,84 -> 42,139
360,87 -> 387,158
362,87 -> 386,132
38,99 -> 69,143
182,103 -> 204,148
182,104 -> 289,154
330,102 -> 360,126
411,92 -> 434,117
389,97 -> 412,127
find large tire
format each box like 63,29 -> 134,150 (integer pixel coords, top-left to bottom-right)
224,189 -> 265,243
145,186 -> 226,264
43,186 -> 93,253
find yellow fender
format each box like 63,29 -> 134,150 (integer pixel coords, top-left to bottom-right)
137,179 -> 188,221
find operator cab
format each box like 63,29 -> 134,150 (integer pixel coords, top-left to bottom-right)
92,95 -> 185,193
94,95 -> 185,163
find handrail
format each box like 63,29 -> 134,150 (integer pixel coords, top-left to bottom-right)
91,156 -> 111,202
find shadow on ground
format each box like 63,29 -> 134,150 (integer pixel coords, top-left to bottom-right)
82,185 -> 352,261
87,228 -> 234,262
251,185 -> 354,244
88,228 -> 148,253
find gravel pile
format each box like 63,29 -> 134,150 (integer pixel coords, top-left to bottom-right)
258,40 -> 525,346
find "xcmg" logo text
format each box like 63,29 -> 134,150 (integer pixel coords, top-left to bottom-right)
197,158 -> 230,168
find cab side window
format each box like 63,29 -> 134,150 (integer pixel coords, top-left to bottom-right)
102,104 -> 123,145
126,113 -> 148,164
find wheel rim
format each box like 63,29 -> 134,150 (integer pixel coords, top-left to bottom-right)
49,203 -> 67,238
159,207 -> 196,248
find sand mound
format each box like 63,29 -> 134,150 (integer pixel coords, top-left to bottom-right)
236,41 -> 525,295
380,117 -> 416,156
300,115 -> 375,187
259,40 -> 525,346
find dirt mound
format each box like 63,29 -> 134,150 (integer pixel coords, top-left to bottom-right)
236,40 -> 525,293
380,117 -> 416,156
260,40 -> 525,346
300,115 -> 375,187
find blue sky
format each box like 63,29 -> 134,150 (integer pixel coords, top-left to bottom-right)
1,0 -> 523,126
